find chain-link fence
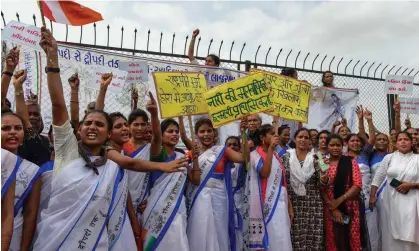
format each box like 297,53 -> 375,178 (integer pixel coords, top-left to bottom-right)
1,12 -> 418,134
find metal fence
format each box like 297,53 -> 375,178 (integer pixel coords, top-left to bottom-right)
1,11 -> 418,133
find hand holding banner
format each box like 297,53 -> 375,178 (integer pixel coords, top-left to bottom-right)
153,72 -> 207,118
204,73 -> 272,128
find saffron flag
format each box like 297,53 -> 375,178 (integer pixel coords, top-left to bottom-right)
38,0 -> 103,26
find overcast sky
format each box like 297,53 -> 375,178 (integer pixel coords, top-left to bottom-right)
1,0 -> 419,81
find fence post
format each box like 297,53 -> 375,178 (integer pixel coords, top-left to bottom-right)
387,94 -> 396,131
245,60 -> 251,72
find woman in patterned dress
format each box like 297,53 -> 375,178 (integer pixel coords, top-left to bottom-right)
282,128 -> 329,251
321,134 -> 370,251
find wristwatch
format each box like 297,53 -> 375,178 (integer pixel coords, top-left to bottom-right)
45,67 -> 60,73
2,71 -> 13,77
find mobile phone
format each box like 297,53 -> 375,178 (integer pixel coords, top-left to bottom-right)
331,214 -> 351,224
316,152 -> 330,172
390,178 -> 408,194
390,178 -> 402,188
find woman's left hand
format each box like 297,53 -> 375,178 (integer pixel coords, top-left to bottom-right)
329,198 -> 342,211
396,182 -> 414,194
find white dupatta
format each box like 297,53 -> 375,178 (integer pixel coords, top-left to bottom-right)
242,149 -> 285,250
126,144 -> 151,223
287,149 -> 315,196
1,149 -> 21,199
142,151 -> 188,251
32,158 -> 122,251
10,158 -> 42,251
384,152 -> 419,244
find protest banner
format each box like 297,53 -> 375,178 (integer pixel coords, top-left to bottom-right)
119,61 -> 149,82
268,76 -> 311,123
2,21 -> 43,51
306,87 -> 359,132
153,72 -> 207,118
250,68 -> 311,123
88,66 -> 129,94
204,73 -> 272,128
385,75 -> 414,95
399,97 -> 419,114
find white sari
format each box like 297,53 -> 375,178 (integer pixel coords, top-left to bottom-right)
1,149 -> 21,199
375,152 -> 419,251
186,145 -> 236,251
143,151 -> 189,251
231,162 -> 246,251
10,158 -> 41,251
242,149 -> 292,251
357,156 -> 380,251
108,168 -> 136,251
33,158 -> 125,251
126,144 -> 151,224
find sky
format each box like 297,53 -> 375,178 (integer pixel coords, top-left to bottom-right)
1,0 -> 419,82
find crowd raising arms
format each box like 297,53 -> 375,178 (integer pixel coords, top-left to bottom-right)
0,26 -> 418,251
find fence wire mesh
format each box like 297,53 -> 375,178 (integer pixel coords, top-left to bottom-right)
1,10 -> 418,134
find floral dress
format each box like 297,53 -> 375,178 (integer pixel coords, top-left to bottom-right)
282,152 -> 324,251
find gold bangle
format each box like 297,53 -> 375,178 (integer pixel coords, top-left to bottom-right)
191,168 -> 200,172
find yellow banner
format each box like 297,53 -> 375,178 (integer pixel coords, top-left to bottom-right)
153,72 -> 208,118
249,68 -> 311,122
204,73 -> 272,128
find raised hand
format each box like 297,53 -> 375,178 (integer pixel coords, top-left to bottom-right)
68,73 -> 80,89
356,105 -> 363,120
405,117 -> 411,129
160,157 -> 189,173
131,87 -> 139,102
333,120 -> 341,127
192,29 -> 200,38
393,100 -> 401,112
39,26 -> 58,59
3,46 -> 20,72
146,92 -> 158,116
13,69 -> 27,88
269,135 -> 280,150
101,73 -> 113,88
364,108 -> 373,120
341,117 -> 348,126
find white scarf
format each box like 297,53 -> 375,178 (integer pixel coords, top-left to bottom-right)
288,149 -> 315,196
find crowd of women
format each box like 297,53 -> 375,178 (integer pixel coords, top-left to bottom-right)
1,27 -> 419,251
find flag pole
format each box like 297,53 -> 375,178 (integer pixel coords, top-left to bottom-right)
38,1 -> 47,27
188,115 -> 195,141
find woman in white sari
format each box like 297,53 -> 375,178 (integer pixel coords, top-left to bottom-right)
1,149 -> 19,251
243,124 -> 292,251
225,136 -> 246,251
370,131 -> 419,251
187,118 -> 248,251
1,69 -> 42,251
33,27 -> 187,251
142,118 -> 199,251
